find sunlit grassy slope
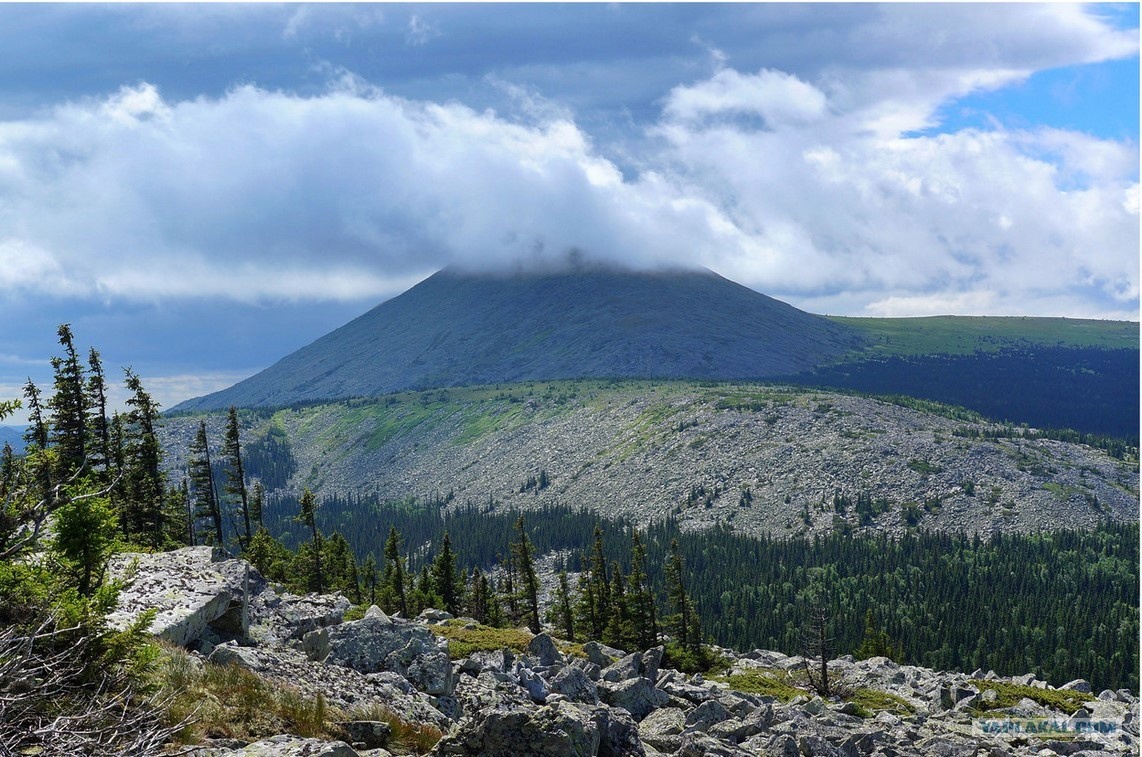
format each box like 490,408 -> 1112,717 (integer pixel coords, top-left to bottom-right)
831,315 -> 1137,357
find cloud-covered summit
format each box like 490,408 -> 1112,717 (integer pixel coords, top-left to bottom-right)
0,3 -> 1136,419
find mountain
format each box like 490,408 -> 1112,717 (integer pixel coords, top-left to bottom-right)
172,266 -> 863,412
0,426 -> 25,454
160,380 -> 1139,538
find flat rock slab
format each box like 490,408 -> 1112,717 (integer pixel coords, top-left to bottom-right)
106,545 -> 244,647
220,735 -> 358,756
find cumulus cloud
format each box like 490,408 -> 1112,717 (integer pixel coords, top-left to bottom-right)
0,2 -> 1136,321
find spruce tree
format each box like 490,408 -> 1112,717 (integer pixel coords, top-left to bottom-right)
53,487 -> 117,597
250,480 -> 265,532
573,564 -> 598,641
21,380 -> 52,502
553,570 -> 575,641
380,526 -> 408,616
627,531 -> 657,649
603,560 -> 628,649
467,567 -> 489,624
22,379 -> 48,452
85,348 -> 111,477
431,531 -> 461,615
296,488 -> 323,593
361,553 -> 379,606
222,407 -> 251,550
188,421 -> 223,545
122,368 -> 165,547
512,516 -> 540,633
47,324 -> 87,475
588,525 -> 610,635
664,538 -> 700,654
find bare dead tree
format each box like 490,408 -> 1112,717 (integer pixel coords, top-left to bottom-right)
801,603 -> 834,697
0,618 -> 193,756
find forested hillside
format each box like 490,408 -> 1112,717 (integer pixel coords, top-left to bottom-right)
257,493 -> 1139,692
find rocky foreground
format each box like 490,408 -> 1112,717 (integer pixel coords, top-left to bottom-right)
110,547 -> 1139,757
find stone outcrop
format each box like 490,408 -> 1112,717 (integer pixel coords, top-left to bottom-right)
106,545 -> 246,647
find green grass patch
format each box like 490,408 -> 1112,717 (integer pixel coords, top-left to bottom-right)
907,458 -> 943,475
831,315 -> 1138,356
847,688 -> 915,718
973,680 -> 1094,713
711,669 -> 803,702
434,621 -> 536,659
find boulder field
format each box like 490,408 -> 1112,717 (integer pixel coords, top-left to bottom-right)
110,547 -> 1139,756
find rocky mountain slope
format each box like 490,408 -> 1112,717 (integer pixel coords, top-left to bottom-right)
108,546 -> 1140,756
161,381 -> 1139,538
171,266 -> 862,412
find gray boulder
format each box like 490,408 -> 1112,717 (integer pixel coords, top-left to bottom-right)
431,700 -> 643,757
641,647 -> 664,682
638,707 -> 685,753
527,632 -> 563,667
550,665 -> 600,704
602,677 -> 670,721
206,641 -> 265,671
317,613 -> 454,697
431,701 -> 599,756
1061,679 -> 1093,693
106,546 -> 245,647
584,640 -> 614,667
684,699 -> 732,731
338,720 -> 391,749
602,652 -> 645,683
250,588 -> 350,644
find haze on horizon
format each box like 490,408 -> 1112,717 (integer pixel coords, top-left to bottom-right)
0,3 -> 1137,420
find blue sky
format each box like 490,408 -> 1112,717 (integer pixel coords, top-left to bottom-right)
0,3 -> 1138,421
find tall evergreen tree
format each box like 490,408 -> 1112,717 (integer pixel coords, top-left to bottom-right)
85,347 -> 111,477
122,368 -> 165,547
188,421 -> 223,545
664,538 -> 700,654
21,380 -> 52,503
602,560 -> 629,649
431,531 -> 461,615
250,480 -> 265,532
467,567 -> 489,624
222,407 -> 252,551
325,531 -> 360,601
627,531 -> 657,649
588,525 -> 610,635
47,324 -> 87,475
22,379 -> 48,452
361,553 -> 379,606
296,488 -> 323,593
573,561 -> 599,641
512,516 -> 541,633
379,526 -> 408,616
553,570 -> 575,642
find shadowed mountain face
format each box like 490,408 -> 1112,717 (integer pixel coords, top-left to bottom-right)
173,266 -> 864,411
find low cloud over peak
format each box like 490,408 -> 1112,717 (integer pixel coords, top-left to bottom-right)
0,2 -> 1137,325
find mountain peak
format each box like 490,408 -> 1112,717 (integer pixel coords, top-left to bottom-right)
173,267 -> 863,412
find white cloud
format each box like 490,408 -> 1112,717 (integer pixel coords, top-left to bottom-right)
406,14 -> 439,47
0,1 -> 1136,322
664,68 -> 828,127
